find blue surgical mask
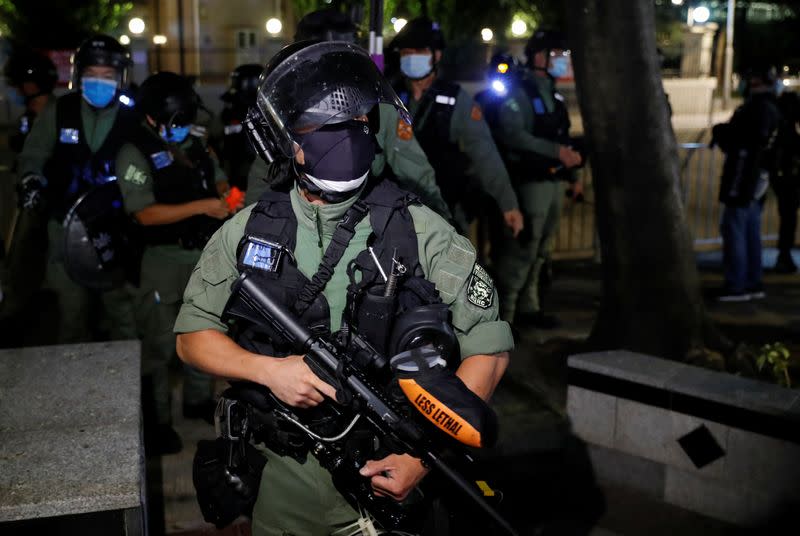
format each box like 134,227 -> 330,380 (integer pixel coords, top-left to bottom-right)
547,56 -> 570,79
159,124 -> 191,144
8,87 -> 27,106
400,54 -> 433,80
81,77 -> 119,108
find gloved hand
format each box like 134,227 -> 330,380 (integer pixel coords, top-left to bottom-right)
17,174 -> 48,210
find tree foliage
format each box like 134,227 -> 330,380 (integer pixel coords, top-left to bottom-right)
0,0 -> 132,49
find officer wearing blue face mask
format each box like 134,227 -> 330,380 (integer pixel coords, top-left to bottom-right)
389,17 -> 523,238
15,34 -> 139,344
493,30 -> 584,329
115,71 -> 239,455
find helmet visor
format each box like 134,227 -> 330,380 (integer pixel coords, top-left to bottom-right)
256,41 -> 409,159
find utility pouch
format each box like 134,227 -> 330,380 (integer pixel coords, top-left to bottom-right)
355,283 -> 395,355
192,437 -> 266,528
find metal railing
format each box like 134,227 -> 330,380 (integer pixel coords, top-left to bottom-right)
552,143 -> 783,259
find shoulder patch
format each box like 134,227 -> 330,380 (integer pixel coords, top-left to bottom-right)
470,104 -> 483,121
467,263 -> 494,309
241,238 -> 284,273
397,118 -> 414,141
123,164 -> 147,186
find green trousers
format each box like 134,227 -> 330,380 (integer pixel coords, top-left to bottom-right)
44,220 -> 137,343
136,246 -> 213,425
251,449 -> 360,536
495,180 -> 563,322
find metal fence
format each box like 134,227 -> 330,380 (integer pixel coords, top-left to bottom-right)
552,143 -> 783,259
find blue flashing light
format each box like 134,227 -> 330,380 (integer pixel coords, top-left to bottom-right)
119,94 -> 134,107
491,79 -> 507,96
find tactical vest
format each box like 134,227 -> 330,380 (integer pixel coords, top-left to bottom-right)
128,125 -> 223,249
508,76 -> 571,181
220,103 -> 255,191
43,92 -> 138,221
400,80 -> 470,210
227,179 -> 439,358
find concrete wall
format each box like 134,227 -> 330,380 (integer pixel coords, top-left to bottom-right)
567,351 -> 800,527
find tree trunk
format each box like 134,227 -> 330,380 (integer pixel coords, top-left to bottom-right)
565,0 -> 711,359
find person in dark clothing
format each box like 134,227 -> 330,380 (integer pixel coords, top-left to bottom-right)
210,64 -> 262,192
771,90 -> 800,273
4,48 -> 58,154
711,66 -> 782,301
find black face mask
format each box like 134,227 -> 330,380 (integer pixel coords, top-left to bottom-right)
295,119 -> 376,202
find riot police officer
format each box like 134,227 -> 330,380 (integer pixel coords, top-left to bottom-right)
389,17 -> 523,237
0,49 -> 57,340
4,48 -> 58,154
211,63 -> 263,191
16,34 -> 138,343
475,52 -> 522,133
116,71 -> 238,454
493,30 -> 583,328
174,41 -> 512,535
244,8 -> 451,219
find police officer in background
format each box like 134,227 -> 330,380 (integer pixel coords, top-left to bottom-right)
4,48 -> 58,154
210,63 -> 263,191
389,17 -> 523,237
175,41 -> 511,535
475,52 -> 522,131
493,30 -> 583,328
0,49 -> 58,338
116,72 -> 239,454
245,8 -> 451,219
16,34 -> 138,343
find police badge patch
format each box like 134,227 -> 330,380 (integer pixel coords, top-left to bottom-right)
59,128 -> 80,144
242,238 -> 283,273
467,264 -> 494,309
150,150 -> 174,170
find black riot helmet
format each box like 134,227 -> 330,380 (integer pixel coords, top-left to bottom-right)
525,29 -> 568,66
221,63 -> 263,105
389,16 -> 446,53
4,49 -> 58,94
743,65 -> 778,87
244,40 -> 409,163
295,8 -> 358,43
138,71 -> 199,127
71,34 -> 132,87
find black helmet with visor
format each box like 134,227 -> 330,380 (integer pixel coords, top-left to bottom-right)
245,40 -> 409,164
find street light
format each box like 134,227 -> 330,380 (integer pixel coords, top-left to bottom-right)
128,17 -> 145,35
153,35 -> 167,45
693,6 -> 711,24
393,18 -> 407,33
671,0 -> 684,5
481,28 -> 494,42
511,20 -> 527,37
119,35 -> 130,45
266,18 -> 282,35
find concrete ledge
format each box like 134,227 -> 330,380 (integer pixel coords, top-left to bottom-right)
0,341 -> 143,524
568,351 -> 800,527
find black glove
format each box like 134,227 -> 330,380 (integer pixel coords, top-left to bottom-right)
17,174 -> 48,211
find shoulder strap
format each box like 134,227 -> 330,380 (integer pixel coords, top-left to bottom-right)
293,198 -> 370,316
